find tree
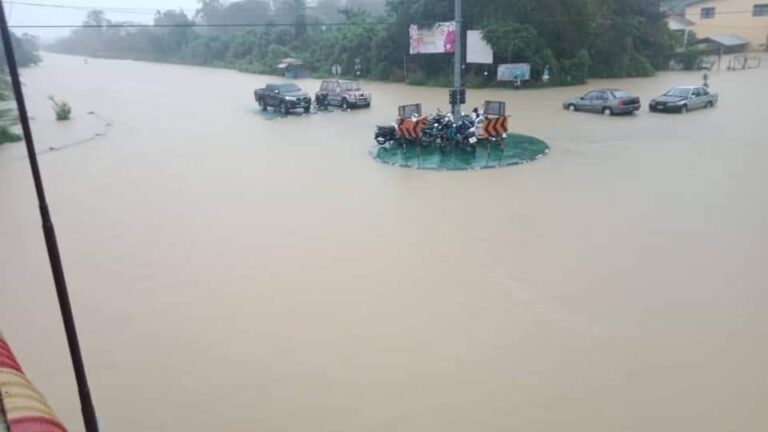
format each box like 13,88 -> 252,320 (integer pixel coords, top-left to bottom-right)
313,0 -> 343,22
151,10 -> 194,57
48,0 -> 677,84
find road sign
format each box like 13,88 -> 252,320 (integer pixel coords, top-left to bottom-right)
482,117 -> 508,138
398,103 -> 422,119
484,100 -> 506,116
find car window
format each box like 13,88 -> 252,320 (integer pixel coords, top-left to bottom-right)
692,88 -> 702,97
583,91 -> 596,100
277,83 -> 300,93
665,87 -> 690,97
595,91 -> 608,100
341,82 -> 361,91
699,87 -> 709,96
611,90 -> 630,98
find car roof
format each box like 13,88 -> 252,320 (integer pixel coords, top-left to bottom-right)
671,85 -> 699,89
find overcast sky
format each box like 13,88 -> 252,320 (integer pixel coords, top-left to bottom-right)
5,0 -> 201,40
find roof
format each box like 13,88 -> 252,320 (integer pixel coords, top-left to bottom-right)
667,14 -> 695,27
277,57 -> 304,69
660,0 -> 705,14
701,34 -> 750,46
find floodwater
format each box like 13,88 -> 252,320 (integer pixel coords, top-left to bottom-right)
1,53 -> 767,432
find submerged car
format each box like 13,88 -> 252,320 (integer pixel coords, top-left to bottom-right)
563,89 -> 642,115
649,86 -> 718,113
315,79 -> 372,109
254,83 -> 312,114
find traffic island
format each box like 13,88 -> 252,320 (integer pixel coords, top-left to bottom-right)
371,133 -> 549,171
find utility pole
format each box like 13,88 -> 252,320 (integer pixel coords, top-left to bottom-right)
0,2 -> 100,431
452,0 -> 462,118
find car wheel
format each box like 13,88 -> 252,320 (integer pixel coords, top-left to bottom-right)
303,106 -> 310,114
342,99 -> 349,110
567,104 -> 577,112
680,104 -> 688,114
258,99 -> 267,111
280,102 -> 289,115
602,107 -> 612,116
706,101 -> 714,108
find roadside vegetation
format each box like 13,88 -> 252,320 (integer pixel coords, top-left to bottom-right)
0,32 -> 41,145
49,0 -> 677,87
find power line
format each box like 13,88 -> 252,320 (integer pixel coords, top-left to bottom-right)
5,21 -> 393,28
5,0 -> 160,14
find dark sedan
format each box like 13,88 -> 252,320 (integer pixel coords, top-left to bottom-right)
564,89 -> 642,116
649,86 -> 718,114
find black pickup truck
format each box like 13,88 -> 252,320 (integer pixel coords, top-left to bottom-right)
254,83 -> 312,114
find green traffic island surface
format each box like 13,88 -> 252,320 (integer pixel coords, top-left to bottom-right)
371,133 -> 550,171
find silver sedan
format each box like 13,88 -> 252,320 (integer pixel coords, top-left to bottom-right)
564,89 -> 642,116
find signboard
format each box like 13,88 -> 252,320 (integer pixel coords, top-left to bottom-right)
331,64 -> 342,76
467,30 -> 493,64
497,63 -> 531,81
409,22 -> 456,54
483,100 -> 506,117
398,103 -> 422,119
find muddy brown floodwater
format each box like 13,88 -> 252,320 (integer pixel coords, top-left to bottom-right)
1,53 -> 767,432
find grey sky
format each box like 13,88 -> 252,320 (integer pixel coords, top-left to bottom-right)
5,0 -> 200,40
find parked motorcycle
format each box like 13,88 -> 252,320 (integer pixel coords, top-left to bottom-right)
375,124 -> 397,146
315,93 -> 330,111
454,114 -> 478,152
421,109 -> 448,147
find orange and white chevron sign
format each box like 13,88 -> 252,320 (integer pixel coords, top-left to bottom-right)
482,116 -> 509,138
1,332 -> 67,432
396,117 -> 428,140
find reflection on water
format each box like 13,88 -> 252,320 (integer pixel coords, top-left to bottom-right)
372,134 -> 549,170
1,54 -> 767,432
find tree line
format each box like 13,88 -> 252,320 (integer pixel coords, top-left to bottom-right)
1,32 -> 42,144
48,0 -> 677,87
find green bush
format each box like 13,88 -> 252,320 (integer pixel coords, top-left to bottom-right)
555,50 -> 590,85
625,53 -> 656,77
371,63 -> 392,81
677,47 -> 704,71
426,73 -> 452,87
388,68 -> 405,82
48,96 -> 72,121
0,107 -> 21,145
405,69 -> 427,86
464,72 -> 491,89
0,127 -> 22,144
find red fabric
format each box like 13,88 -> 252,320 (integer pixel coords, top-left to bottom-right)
0,339 -> 23,373
8,417 -> 67,432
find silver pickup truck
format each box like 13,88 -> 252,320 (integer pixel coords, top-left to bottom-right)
315,79 -> 371,110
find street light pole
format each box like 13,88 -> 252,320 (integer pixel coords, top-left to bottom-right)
0,2 -> 100,431
452,0 -> 462,118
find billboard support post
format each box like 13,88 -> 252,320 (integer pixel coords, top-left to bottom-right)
452,0 -> 462,118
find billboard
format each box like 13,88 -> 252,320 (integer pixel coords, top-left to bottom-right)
497,63 -> 531,81
466,30 -> 493,64
409,22 -> 456,54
